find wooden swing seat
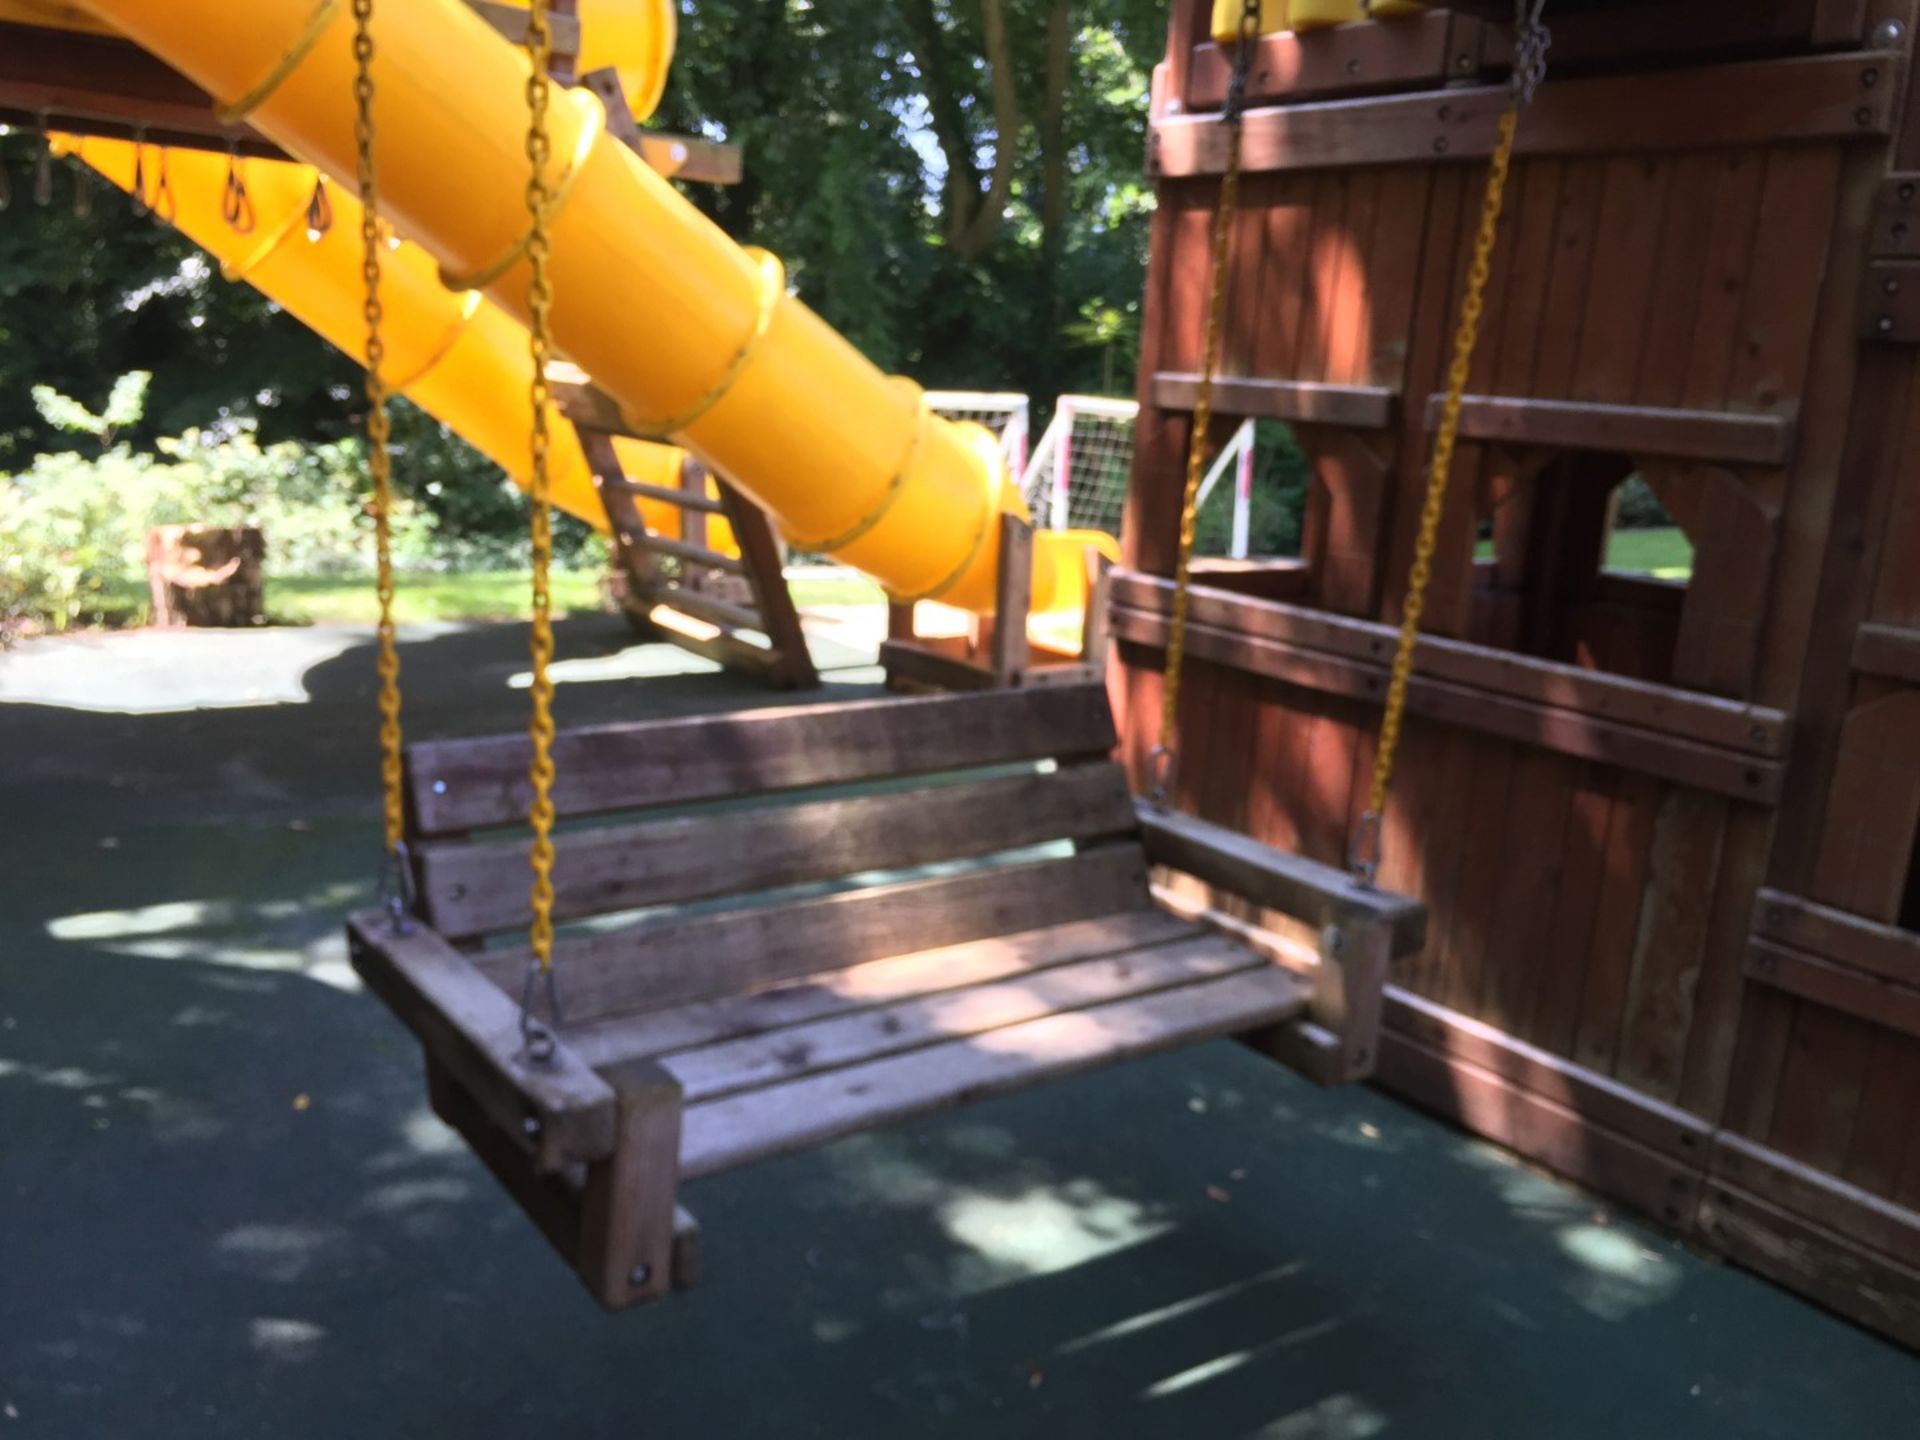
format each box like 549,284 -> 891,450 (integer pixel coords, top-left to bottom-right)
348,685 -> 1423,1308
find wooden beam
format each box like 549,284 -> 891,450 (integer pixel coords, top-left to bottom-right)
1182,13 -> 1469,111
1753,887 -> 1920,986
1112,604 -> 1784,801
1747,938 -> 1920,1041
1112,568 -> 1792,756
1853,621 -> 1920,682
1152,373 -> 1398,430
406,683 -> 1118,834
1428,394 -> 1796,466
346,911 -> 617,1172
1135,801 -> 1427,952
467,0 -> 584,55
717,479 -> 817,690
1151,52 -> 1901,176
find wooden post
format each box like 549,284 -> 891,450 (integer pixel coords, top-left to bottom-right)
716,480 -> 819,690
577,1057 -> 684,1307
991,515 -> 1034,684
1082,549 -> 1114,665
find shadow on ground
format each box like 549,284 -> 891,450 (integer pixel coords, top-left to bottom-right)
1,616 -> 1912,1438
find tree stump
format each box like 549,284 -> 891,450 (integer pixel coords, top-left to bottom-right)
145,525 -> 266,628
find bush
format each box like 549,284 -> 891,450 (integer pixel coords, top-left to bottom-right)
1,374 -> 440,637
1193,420 -> 1309,558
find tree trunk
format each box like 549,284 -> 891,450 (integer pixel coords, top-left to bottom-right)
145,525 -> 265,628
1040,0 -> 1070,261
951,0 -> 1023,261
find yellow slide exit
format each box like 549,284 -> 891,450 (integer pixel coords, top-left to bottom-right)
67,0 -> 1114,614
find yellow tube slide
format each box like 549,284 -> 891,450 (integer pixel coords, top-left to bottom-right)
77,0 -> 1114,614
55,134 -> 730,552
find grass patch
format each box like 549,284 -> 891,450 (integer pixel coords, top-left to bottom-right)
1604,527 -> 1692,579
74,567 -> 888,629
1474,526 -> 1693,581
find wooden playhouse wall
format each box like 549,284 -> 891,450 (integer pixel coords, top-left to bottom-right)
1116,1 -> 1920,1347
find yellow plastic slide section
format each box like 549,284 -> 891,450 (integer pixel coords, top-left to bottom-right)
77,0 -> 1115,614
55,135 -> 730,552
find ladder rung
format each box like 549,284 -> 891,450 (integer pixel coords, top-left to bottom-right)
657,586 -> 764,635
627,533 -> 748,576
601,475 -> 726,514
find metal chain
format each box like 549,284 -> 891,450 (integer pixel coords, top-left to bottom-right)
1151,0 -> 1261,806
520,0 -> 563,1062
1350,0 -> 1547,886
349,0 -> 410,926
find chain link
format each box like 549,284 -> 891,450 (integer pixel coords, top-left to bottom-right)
523,1 -> 561,997
349,0 -> 409,918
1154,0 -> 1260,807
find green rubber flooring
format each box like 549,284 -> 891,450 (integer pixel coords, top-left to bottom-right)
2,616 -> 1912,1438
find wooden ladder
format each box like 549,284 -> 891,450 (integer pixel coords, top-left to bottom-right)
567,414 -> 819,691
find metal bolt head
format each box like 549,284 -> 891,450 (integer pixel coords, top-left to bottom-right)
432,779 -> 448,795
1875,18 -> 1907,48
1857,105 -> 1875,126
1904,183 -> 1918,203
1881,315 -> 1897,334
522,1115 -> 542,1138
1862,67 -> 1881,88
1433,136 -> 1450,155
629,1263 -> 652,1287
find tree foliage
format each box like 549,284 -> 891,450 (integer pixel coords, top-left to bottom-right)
2,1 -> 1164,476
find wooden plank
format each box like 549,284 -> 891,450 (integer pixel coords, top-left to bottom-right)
1183,12 -> 1459,110
1111,570 -> 1792,756
1575,154 -> 1675,406
562,910 -> 1201,1070
1855,622 -> 1920,682
715,481 -> 817,690
1479,0 -> 1830,72
650,585 -> 762,636
0,24 -> 278,157
1149,54 -> 1901,178
1696,1183 -> 1920,1351
1810,690 -> 1920,920
1480,748 -> 1574,1035
1150,374 -> 1398,429
625,531 -> 747,576
1135,801 -> 1426,953
1754,887 -> 1920,987
879,639 -> 998,693
479,845 -> 1154,1024
991,517 -> 1034,682
467,1 -> 584,54
1425,395 -> 1794,465
602,475 -> 726,514
347,911 -> 616,1171
1376,1026 -> 1705,1228
575,1057 -> 682,1306
662,933 -> 1267,1103
1767,1005 -> 1874,1175
1523,765 -> 1613,1055
1387,987 -> 1714,1163
406,684 -> 1117,834
1614,790 -> 1728,1102
1572,775 -> 1659,1076
1748,939 -> 1920,1042
678,967 -> 1310,1178
1109,605 -> 1786,802
419,763 -> 1137,938
425,1057 -> 701,1293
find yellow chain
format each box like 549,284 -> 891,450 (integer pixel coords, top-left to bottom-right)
1154,75 -> 1248,803
524,0 -> 560,973
349,0 -> 404,859
1354,104 -> 1521,880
